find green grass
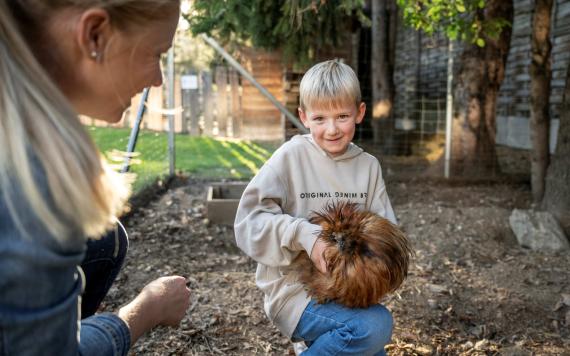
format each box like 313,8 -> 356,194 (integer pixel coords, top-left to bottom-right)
87,126 -> 278,191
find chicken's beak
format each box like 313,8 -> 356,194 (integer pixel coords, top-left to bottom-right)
332,232 -> 345,251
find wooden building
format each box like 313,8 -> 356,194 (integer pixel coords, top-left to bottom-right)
237,47 -> 285,141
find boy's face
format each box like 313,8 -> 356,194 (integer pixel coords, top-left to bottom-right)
299,101 -> 366,157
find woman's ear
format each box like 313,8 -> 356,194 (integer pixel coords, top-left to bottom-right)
76,8 -> 112,62
298,107 -> 311,129
355,102 -> 366,124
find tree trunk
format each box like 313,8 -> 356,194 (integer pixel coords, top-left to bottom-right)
529,0 -> 553,203
542,63 -> 570,235
371,0 -> 396,151
451,0 -> 513,177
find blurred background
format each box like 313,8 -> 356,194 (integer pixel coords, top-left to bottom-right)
83,0 -> 569,215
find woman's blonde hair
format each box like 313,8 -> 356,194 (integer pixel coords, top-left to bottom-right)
0,0 -> 178,243
299,59 -> 362,111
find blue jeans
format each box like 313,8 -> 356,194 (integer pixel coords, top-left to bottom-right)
81,221 -> 129,318
78,221 -> 131,355
292,300 -> 393,356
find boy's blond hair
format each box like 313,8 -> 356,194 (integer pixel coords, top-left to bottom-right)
299,59 -> 361,110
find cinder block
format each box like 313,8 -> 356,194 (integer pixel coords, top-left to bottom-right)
206,182 -> 248,225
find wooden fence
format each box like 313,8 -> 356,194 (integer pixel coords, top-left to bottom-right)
82,66 -> 243,136
179,67 -> 243,137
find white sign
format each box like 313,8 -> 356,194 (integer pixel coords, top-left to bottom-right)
181,75 -> 198,90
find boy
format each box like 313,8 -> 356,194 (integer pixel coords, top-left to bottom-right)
234,59 -> 396,355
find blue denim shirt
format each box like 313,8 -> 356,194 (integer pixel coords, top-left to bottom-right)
0,164 -> 130,355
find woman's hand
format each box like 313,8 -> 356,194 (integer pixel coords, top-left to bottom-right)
139,276 -> 191,326
118,275 -> 191,345
310,239 -> 328,273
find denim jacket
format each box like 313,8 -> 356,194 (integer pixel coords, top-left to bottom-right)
0,163 -> 130,355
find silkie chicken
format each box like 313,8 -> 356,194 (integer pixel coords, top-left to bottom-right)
288,201 -> 413,308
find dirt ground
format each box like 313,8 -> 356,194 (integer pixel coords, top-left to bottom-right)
102,170 -> 570,355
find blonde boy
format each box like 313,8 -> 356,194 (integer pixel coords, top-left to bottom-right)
235,59 -> 396,355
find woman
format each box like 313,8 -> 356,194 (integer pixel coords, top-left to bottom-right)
0,0 -> 190,354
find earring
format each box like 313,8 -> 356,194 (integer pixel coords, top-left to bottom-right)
90,51 -> 98,60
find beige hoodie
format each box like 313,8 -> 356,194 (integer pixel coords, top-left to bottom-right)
234,134 -> 396,338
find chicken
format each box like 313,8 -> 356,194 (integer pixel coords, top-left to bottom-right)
289,201 -> 413,308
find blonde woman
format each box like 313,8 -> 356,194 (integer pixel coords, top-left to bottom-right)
0,0 -> 190,354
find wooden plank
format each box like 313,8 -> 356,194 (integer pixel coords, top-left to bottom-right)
215,66 -> 229,137
187,72 -> 200,136
180,87 -> 190,134
202,71 -> 214,136
552,59 -> 570,71
556,1 -> 570,19
242,110 -> 282,119
229,68 -> 242,138
242,96 -> 285,106
242,84 -> 284,93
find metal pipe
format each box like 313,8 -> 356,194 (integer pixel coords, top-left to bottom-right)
444,40 -> 454,179
121,87 -> 150,173
200,34 -> 308,134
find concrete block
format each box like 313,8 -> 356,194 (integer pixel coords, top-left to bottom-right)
495,116 -> 559,153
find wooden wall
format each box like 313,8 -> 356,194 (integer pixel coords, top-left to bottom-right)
238,47 -> 284,141
238,32 -> 357,142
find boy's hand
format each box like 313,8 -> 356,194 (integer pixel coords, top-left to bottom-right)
310,239 -> 327,273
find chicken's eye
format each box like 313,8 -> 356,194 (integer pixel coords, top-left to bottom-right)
331,232 -> 344,242
360,244 -> 375,257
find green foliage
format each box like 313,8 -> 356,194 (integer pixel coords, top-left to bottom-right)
88,126 -> 277,191
396,0 -> 511,46
186,0 -> 367,64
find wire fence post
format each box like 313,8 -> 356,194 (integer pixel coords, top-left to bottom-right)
121,88 -> 150,173
420,96 -> 425,145
444,40 -> 454,179
436,98 -> 442,133
167,46 -> 175,176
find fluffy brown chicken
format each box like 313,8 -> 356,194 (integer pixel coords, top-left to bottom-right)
289,201 -> 413,308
